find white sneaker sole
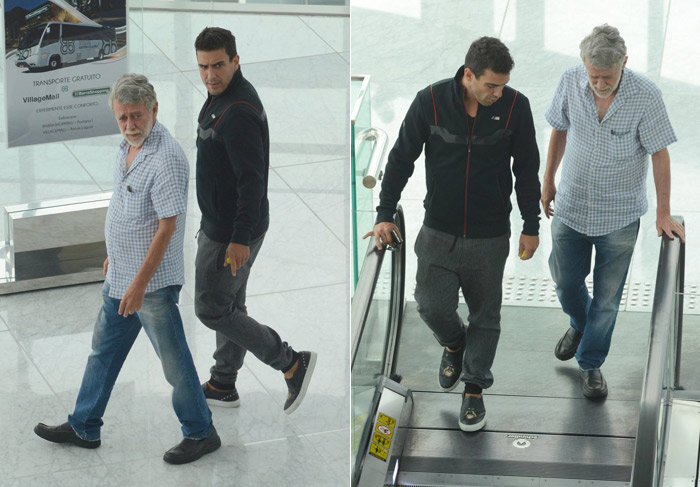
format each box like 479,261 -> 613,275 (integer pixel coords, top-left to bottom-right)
458,413 -> 486,432
205,397 -> 241,408
439,377 -> 461,392
284,351 -> 317,415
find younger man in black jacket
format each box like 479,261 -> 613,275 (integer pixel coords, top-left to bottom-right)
365,37 -> 541,432
193,27 -> 316,414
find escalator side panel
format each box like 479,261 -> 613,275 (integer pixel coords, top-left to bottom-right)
357,380 -> 413,487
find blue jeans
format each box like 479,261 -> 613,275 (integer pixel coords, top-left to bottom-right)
549,217 -> 639,370
68,281 -> 213,441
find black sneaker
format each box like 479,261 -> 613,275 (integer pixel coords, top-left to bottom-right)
34,422 -> 101,449
439,346 -> 463,392
458,393 -> 486,432
284,351 -> 317,414
202,382 -> 240,408
163,426 -> 221,465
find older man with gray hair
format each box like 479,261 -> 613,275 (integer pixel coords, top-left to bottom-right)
541,24 -> 685,398
34,73 -> 221,465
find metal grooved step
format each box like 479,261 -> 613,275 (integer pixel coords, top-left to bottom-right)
397,429 -> 634,482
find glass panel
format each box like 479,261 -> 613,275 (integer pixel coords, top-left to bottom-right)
129,0 -> 145,73
351,249 -> 393,473
351,76 -> 375,287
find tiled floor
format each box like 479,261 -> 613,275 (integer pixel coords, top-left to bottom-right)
352,0 -> 700,314
0,8 -> 349,487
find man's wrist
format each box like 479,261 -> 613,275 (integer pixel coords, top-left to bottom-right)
375,209 -> 396,224
129,276 -> 149,291
522,220 -> 540,236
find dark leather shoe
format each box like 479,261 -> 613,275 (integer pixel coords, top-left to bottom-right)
554,327 -> 583,361
163,426 -> 221,465
581,369 -> 608,398
34,422 -> 100,449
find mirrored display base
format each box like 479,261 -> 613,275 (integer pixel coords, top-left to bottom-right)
0,242 -> 105,295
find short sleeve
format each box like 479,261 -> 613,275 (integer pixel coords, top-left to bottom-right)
638,88 -> 677,155
150,149 -> 189,220
545,71 -> 571,131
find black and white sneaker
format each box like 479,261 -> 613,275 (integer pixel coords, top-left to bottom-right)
439,346 -> 463,392
458,392 -> 486,432
202,382 -> 241,408
284,351 -> 317,414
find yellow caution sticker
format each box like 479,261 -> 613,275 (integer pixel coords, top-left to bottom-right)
377,412 -> 396,428
376,423 -> 393,437
368,411 -> 398,462
373,432 -> 392,449
369,441 -> 389,461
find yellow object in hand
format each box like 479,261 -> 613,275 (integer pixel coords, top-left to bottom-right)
521,250 -> 526,258
226,257 -> 231,264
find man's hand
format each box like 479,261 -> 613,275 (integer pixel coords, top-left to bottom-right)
519,234 -> 539,260
118,281 -> 147,317
363,222 -> 402,251
103,257 -> 109,277
225,242 -> 250,276
656,214 -> 685,243
541,180 -> 556,219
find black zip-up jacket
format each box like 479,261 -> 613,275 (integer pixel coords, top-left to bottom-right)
196,68 -> 270,245
377,66 -> 541,238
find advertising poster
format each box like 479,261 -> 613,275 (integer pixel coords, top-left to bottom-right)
3,0 -> 127,147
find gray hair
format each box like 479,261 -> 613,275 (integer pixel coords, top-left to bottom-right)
108,73 -> 157,111
579,24 -> 627,69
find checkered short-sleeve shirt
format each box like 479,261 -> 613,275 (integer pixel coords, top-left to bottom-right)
105,121 -> 189,299
545,64 -> 676,236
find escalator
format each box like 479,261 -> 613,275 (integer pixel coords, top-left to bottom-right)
351,209 -> 695,486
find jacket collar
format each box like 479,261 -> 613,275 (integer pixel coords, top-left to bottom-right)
211,66 -> 243,101
453,65 -> 466,99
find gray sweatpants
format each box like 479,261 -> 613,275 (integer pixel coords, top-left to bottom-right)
414,225 -> 509,389
194,230 -> 295,385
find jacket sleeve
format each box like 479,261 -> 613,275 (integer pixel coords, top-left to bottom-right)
221,106 -> 266,245
376,91 -> 430,223
510,94 -> 541,236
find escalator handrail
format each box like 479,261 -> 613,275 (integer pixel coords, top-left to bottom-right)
386,206 -> 406,378
351,237 -> 388,369
351,207 -> 406,487
350,206 -> 406,371
630,218 -> 685,486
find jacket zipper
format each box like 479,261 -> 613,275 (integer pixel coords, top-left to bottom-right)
200,96 -> 213,124
463,99 -> 477,237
